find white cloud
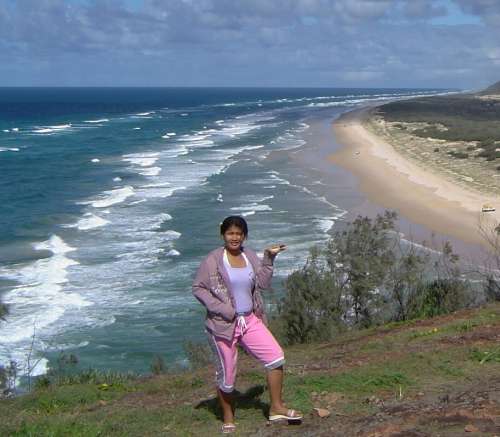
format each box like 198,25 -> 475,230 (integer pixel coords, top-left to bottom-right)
0,0 -> 497,88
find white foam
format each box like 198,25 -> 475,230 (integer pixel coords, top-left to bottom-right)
180,113 -> 189,116
178,134 -> 210,142
151,213 -> 173,229
44,341 -> 89,351
0,147 -> 20,152
63,213 -> 110,231
162,132 -> 177,138
164,230 -> 181,240
2,129 -> 9,132
217,193 -> 223,202
231,204 -> 272,212
269,174 -> 290,185
33,128 -> 55,133
33,234 -> 77,254
166,249 -> 181,257
220,122 -> 258,138
113,177 -> 122,182
12,128 -> 19,132
81,186 -> 135,208
84,119 -> 109,123
133,127 -> 141,130
135,182 -> 183,198
141,182 -> 171,188
315,218 -> 335,233
91,158 -> 100,163
51,124 -> 72,131
162,144 -> 189,158
127,199 -> 147,206
0,235 -> 89,351
139,166 -> 161,176
32,124 -> 72,134
136,112 -> 154,116
122,152 -> 159,167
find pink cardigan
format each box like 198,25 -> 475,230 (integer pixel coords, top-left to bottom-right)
192,246 -> 274,340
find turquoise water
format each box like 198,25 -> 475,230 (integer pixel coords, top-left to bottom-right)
0,87 -> 445,376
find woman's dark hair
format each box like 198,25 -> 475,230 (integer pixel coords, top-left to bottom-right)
220,216 -> 248,237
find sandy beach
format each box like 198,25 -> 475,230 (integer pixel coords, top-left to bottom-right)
330,107 -> 500,251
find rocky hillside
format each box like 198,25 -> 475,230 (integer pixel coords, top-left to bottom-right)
0,303 -> 499,436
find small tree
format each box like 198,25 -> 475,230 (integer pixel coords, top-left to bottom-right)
279,247 -> 343,344
325,211 -> 398,327
0,360 -> 21,397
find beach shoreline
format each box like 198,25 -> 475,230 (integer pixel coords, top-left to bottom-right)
329,105 -> 500,253
268,111 -> 486,262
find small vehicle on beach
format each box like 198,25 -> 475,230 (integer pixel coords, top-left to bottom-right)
482,203 -> 496,212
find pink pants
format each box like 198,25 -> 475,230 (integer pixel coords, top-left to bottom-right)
207,313 -> 285,393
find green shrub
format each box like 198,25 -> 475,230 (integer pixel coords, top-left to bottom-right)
279,247 -> 344,345
276,211 -> 476,345
407,279 -> 471,319
484,276 -> 500,302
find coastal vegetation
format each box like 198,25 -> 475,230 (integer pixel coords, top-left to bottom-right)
274,211 -> 488,346
376,94 -> 500,148
1,211 -> 499,435
365,84 -> 500,195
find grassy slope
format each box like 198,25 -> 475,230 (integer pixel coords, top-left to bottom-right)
1,303 -> 499,436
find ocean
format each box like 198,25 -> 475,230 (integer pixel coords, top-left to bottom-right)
0,87 -> 445,378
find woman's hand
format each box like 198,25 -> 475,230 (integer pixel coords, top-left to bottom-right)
265,244 -> 287,257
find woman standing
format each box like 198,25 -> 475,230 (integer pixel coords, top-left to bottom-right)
192,216 -> 302,433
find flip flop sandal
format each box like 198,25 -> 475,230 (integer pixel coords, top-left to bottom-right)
221,423 -> 236,434
269,408 -> 303,422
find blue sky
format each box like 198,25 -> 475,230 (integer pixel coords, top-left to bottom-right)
1,0 -> 499,89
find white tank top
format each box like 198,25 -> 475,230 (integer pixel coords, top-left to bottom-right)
223,250 -> 254,314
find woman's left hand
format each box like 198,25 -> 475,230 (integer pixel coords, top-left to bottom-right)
265,244 -> 287,257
